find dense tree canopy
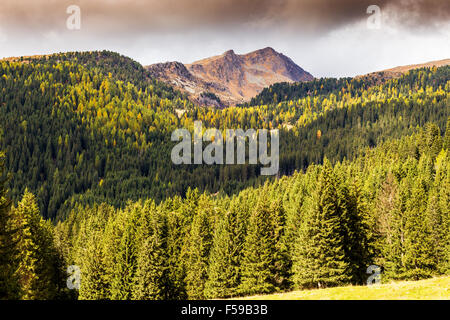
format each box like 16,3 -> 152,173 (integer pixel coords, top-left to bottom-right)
0,51 -> 448,299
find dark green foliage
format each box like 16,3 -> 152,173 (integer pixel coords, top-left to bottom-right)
184,195 -> 214,299
1,54 -> 448,220
292,160 -> 351,289
0,51 -> 448,300
13,190 -> 63,299
0,152 -> 19,299
133,201 -> 170,300
239,186 -> 288,295
205,199 -> 245,298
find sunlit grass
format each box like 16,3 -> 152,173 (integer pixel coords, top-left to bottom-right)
236,276 -> 450,300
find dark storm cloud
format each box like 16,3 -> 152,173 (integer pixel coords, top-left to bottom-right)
0,0 -> 449,35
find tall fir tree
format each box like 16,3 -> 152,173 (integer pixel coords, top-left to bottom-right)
205,198 -> 245,298
133,200 -> 170,300
426,151 -> 449,274
14,190 -> 60,299
105,202 -> 141,300
341,175 -> 373,284
76,204 -> 113,300
184,195 -> 214,299
239,187 -> 278,295
292,159 -> 351,289
0,152 -> 19,299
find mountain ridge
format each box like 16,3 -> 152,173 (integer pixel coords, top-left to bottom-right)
146,47 -> 314,106
357,58 -> 450,83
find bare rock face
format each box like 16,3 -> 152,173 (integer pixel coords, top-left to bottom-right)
146,47 -> 314,106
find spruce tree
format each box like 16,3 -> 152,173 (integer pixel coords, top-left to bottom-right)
402,158 -> 436,279
133,200 -> 170,300
342,176 -> 373,284
14,190 -> 60,299
184,195 -> 213,299
378,177 -> 408,280
0,152 -> 19,299
426,150 -> 449,274
239,187 -> 277,295
444,117 -> 450,150
292,159 -> 351,289
105,202 -> 140,300
205,199 -> 245,298
76,204 -> 113,300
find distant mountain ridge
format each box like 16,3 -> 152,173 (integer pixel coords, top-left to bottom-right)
357,58 -> 450,83
146,47 -> 314,106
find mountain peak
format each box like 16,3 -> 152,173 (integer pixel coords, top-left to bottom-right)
257,47 -> 277,54
223,49 -> 236,56
146,47 -> 314,106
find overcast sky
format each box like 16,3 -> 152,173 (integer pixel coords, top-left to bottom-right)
0,0 -> 449,77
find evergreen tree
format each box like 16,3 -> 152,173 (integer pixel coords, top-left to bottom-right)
426,150 -> 449,274
14,190 -> 60,299
133,200 -> 170,300
0,152 -> 19,299
105,203 -> 140,300
239,187 -> 278,295
76,204 -> 113,300
378,176 -> 409,280
205,199 -> 245,298
184,195 -> 214,299
165,197 -> 188,299
444,117 -> 450,150
342,176 -> 373,284
292,159 -> 350,289
402,172 -> 435,279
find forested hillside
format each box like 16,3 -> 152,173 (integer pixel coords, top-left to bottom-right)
1,52 -> 448,220
0,51 -> 449,300
1,122 -> 448,299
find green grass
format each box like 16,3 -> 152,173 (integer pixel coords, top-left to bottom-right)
236,276 -> 450,300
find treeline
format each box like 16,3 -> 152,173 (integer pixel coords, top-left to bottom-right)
55,122 -> 450,298
0,154 -> 68,299
245,65 -> 448,107
1,52 -> 449,220
2,122 -> 446,299
244,77 -> 373,106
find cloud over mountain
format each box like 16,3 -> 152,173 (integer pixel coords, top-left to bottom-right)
1,0 -> 449,35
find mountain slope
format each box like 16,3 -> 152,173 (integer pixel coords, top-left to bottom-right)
357,58 -> 450,83
248,58 -> 450,106
146,47 -> 313,106
1,51 -> 448,220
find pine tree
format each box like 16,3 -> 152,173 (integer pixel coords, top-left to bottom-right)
239,187 -> 277,296
205,199 -> 245,298
443,117 -> 450,150
0,152 -> 19,299
76,204 -> 113,300
165,197 -> 188,299
14,190 -> 60,299
133,200 -> 170,300
105,202 -> 140,300
268,196 -> 291,290
341,176 -> 373,284
379,176 -> 409,280
292,159 -> 351,289
184,195 -> 214,299
402,172 -> 435,279
426,150 -> 449,274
